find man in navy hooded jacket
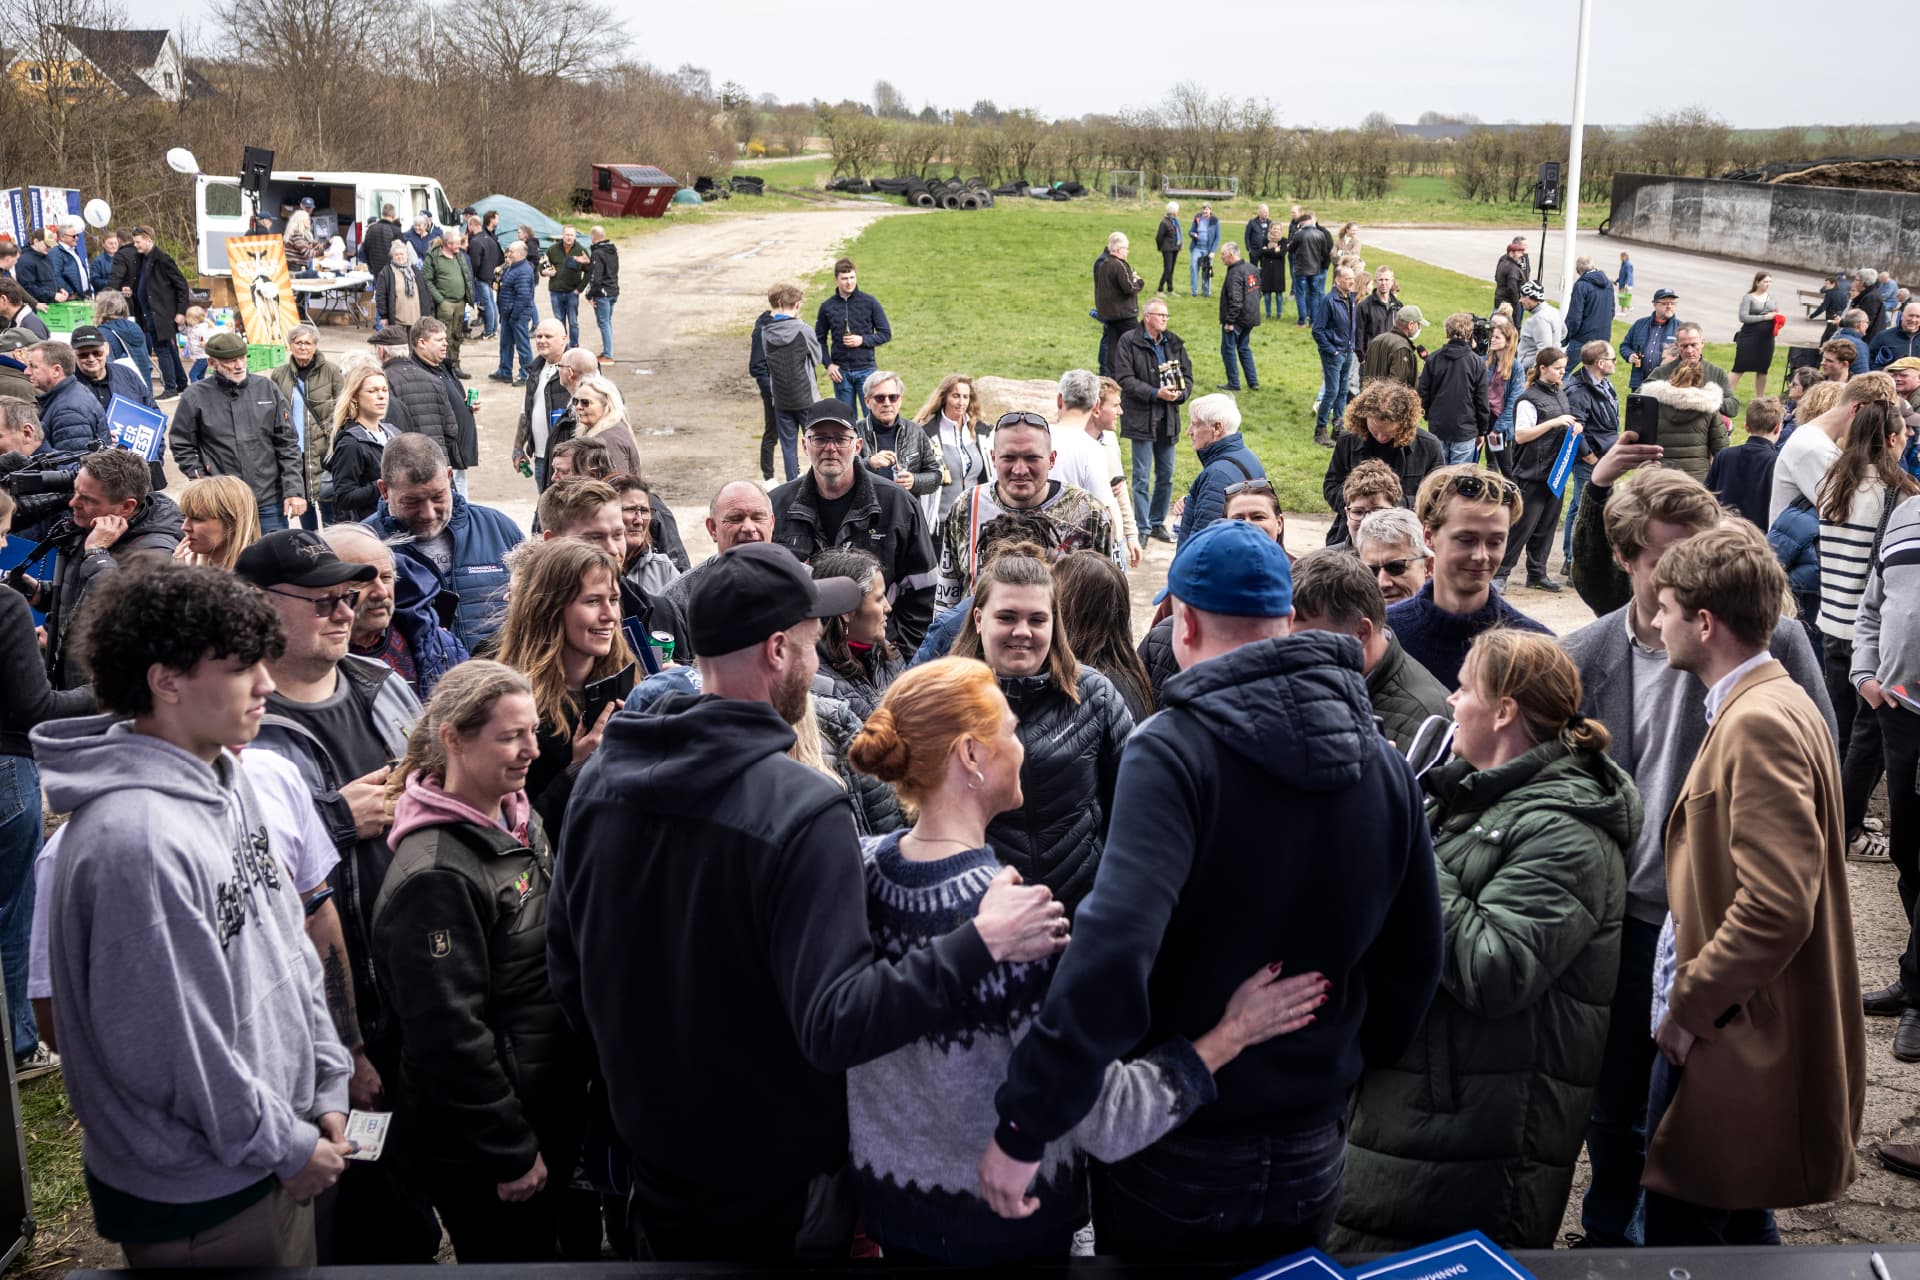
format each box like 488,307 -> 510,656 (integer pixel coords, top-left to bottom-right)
983,520 -> 1443,1261
1564,256 -> 1617,349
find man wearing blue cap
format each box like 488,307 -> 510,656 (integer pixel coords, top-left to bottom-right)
984,519 -> 1444,1261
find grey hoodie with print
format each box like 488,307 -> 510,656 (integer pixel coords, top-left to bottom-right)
32,714 -> 351,1206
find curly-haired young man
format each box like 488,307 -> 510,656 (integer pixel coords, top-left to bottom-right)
31,564 -> 354,1267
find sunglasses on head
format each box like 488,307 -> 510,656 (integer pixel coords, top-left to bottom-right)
1444,472 -> 1520,507
1224,478 -> 1275,498
995,411 -> 1050,431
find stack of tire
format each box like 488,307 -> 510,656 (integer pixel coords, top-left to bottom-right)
876,176 -> 996,210
826,176 -> 873,194
729,175 -> 766,195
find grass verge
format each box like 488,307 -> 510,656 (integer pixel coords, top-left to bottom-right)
796,197 -> 1716,512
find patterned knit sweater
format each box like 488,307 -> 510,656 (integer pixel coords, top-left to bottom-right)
847,833 -> 1215,1265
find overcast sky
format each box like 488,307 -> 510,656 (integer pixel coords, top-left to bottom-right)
153,0 -> 1885,130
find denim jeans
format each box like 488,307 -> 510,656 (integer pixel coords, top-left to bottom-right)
189,357 -> 208,383
1099,318 -> 1135,377
0,756 -> 42,1060
1189,248 -> 1212,296
1442,438 -> 1481,466
774,407 -> 805,482
149,318 -> 187,392
257,499 -> 288,533
832,367 -> 871,411
1641,1056 -> 1780,1246
1220,326 -> 1257,389
1090,1123 -> 1346,1262
1131,437 -> 1176,531
592,297 -> 614,358
1315,349 -> 1353,429
497,310 -> 533,379
474,281 -> 497,336
1580,915 -> 1660,1247
550,290 -> 581,346
1293,272 -> 1326,327
1561,459 -> 1595,560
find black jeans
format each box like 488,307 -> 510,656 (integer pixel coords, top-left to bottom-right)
1099,317 -> 1136,377
1642,1056 -> 1780,1246
1580,915 -> 1661,1246
631,1167 -> 855,1263
1157,250 -> 1177,293
1499,479 -> 1563,582
1880,705 -> 1920,998
1090,1123 -> 1345,1263
1823,638 -> 1885,834
425,1162 -> 601,1262
755,376 -> 778,480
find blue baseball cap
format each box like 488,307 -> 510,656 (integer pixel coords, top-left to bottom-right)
1153,519 -> 1293,616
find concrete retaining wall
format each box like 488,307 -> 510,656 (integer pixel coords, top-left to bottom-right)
1607,173 -> 1920,279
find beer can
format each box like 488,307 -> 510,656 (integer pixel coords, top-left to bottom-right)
648,630 -> 675,664
466,387 -> 479,409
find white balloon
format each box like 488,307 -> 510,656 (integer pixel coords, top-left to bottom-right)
82,199 -> 110,229
164,147 -> 198,175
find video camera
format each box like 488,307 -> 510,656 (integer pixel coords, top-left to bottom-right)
1469,314 -> 1494,358
0,449 -> 84,530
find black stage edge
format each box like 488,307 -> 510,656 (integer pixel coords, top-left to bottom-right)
71,1245 -> 1920,1278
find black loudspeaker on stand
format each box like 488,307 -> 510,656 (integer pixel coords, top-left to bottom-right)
1531,161 -> 1561,286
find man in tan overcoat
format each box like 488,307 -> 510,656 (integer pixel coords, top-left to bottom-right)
1645,520 -> 1865,1244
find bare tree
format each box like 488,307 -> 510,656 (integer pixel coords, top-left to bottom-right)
873,78 -> 909,119
1,0 -> 131,170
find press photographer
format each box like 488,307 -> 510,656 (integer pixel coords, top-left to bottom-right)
0,397 -> 82,541
6,448 -> 180,687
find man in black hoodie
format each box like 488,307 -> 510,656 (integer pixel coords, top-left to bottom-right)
585,226 -> 619,363
548,542 -> 1065,1261
985,519 -> 1443,1261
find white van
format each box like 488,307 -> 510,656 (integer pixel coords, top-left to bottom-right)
192,170 -> 458,276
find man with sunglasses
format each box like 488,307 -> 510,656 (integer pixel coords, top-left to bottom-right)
245,530 -> 440,1265
937,410 -> 1119,609
771,399 -> 936,652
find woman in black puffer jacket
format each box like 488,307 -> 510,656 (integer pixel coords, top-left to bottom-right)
951,544 -> 1133,911
813,547 -> 904,722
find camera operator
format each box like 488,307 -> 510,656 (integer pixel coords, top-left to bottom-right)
0,397 -> 78,542
8,448 -> 181,688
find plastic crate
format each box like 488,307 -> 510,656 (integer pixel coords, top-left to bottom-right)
40,302 -> 92,332
246,343 -> 287,372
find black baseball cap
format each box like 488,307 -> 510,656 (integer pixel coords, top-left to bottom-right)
236,530 -> 378,590
802,399 -> 858,436
69,325 -> 108,350
1652,288 -> 1679,302
687,543 -> 861,657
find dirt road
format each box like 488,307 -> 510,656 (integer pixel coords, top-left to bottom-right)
309,206 -> 908,545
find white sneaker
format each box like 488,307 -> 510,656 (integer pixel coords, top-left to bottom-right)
13,1043 -> 59,1082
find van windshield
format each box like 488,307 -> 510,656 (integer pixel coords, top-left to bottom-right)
204,182 -> 243,218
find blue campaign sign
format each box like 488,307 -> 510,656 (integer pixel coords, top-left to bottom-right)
1545,427 -> 1580,498
1,535 -> 53,625
1231,1247 -> 1347,1279
1349,1231 -> 1536,1280
106,395 -> 167,462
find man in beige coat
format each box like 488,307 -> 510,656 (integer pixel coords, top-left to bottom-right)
1645,519 -> 1865,1244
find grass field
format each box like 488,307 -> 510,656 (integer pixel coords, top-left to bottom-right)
789,195 -> 1732,511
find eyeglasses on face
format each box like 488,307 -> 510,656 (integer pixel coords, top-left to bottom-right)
1367,558 -> 1417,577
867,392 -> 901,404
571,397 -> 596,408
266,586 -> 361,616
809,434 -> 856,448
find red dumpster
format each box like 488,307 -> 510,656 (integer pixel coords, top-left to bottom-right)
588,164 -> 679,219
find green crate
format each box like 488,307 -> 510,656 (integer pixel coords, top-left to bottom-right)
246,343 -> 287,372
40,302 -> 92,332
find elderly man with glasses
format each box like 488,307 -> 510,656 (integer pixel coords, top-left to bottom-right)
769,398 -> 936,652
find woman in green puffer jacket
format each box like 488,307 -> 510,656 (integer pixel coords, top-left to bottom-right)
1330,629 -> 1638,1253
